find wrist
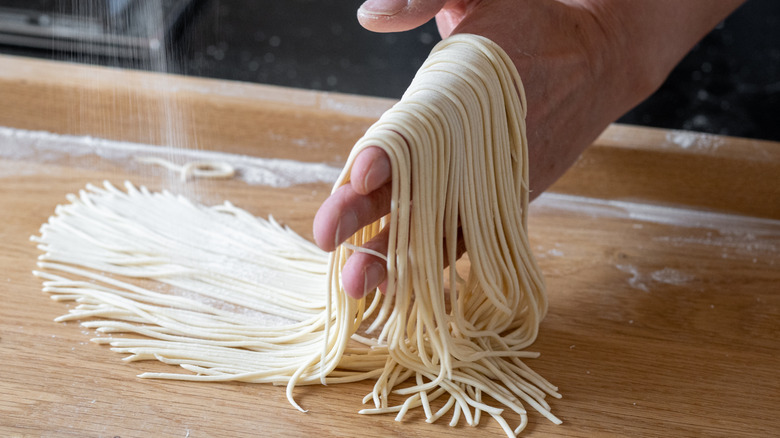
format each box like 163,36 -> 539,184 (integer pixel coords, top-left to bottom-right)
585,0 -> 747,109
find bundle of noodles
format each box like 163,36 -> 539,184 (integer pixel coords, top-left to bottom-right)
327,34 -> 559,434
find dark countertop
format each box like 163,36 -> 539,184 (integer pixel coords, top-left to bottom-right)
1,0 -> 778,142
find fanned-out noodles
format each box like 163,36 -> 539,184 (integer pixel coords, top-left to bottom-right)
33,34 -> 560,436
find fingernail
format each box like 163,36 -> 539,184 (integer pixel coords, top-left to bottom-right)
335,210 -> 358,248
363,157 -> 390,193
363,261 -> 386,296
359,0 -> 407,16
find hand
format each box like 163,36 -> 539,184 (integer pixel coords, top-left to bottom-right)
314,0 -> 745,299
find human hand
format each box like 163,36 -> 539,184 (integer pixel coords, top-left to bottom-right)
314,0 -> 745,299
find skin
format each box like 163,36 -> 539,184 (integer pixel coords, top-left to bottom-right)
313,0 -> 746,299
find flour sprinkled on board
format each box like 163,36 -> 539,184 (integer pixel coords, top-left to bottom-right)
650,268 -> 695,285
665,130 -> 724,151
0,127 -> 341,187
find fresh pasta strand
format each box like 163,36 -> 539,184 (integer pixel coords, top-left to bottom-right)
33,34 -> 559,436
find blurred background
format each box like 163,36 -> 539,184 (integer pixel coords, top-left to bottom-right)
0,0 -> 777,142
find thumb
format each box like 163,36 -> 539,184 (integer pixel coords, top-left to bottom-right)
357,0 -> 449,33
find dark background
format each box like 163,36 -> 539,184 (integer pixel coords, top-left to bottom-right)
1,0 -> 778,142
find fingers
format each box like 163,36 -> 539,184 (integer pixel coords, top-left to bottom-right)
342,226 -> 466,299
312,146 -> 391,299
313,143 -> 469,299
357,0 -> 449,33
313,146 -> 392,252
313,180 -> 392,253
350,146 -> 392,195
341,227 -> 390,299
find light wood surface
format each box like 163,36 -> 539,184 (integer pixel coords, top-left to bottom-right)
1,54 -> 778,437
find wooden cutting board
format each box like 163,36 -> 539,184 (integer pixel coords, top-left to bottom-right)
1,54 -> 778,438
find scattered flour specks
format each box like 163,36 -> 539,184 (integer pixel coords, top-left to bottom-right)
665,130 -> 724,151
667,131 -> 696,149
617,265 -> 697,291
615,264 -> 649,292
650,268 -> 695,285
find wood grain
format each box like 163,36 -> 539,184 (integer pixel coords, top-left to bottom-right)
1,55 -> 778,437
